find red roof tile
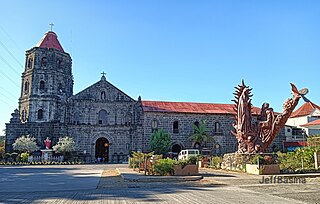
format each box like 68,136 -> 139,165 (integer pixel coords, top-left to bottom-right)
36,31 -> 64,52
142,100 -> 261,115
290,102 -> 320,118
301,119 -> 320,127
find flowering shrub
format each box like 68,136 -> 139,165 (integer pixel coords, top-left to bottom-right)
53,136 -> 75,153
13,135 -> 39,153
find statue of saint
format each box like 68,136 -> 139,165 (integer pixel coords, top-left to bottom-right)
44,137 -> 51,149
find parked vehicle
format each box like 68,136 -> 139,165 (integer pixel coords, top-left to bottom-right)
178,149 -> 200,160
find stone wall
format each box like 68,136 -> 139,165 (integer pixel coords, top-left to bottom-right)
143,112 -> 238,154
5,120 -> 67,153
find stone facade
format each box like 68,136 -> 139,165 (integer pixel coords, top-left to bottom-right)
142,111 -> 285,154
5,31 -> 286,163
142,112 -> 236,153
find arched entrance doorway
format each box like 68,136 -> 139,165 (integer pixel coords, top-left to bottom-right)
172,144 -> 182,153
95,137 -> 109,162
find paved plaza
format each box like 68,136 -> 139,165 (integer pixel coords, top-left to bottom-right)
0,164 -> 320,203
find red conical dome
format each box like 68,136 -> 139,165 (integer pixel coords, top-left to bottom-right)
35,31 -> 64,52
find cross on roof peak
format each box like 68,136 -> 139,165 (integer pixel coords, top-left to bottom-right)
101,71 -> 106,81
49,23 -> 54,32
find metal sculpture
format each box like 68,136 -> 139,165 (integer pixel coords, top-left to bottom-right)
232,81 -> 305,153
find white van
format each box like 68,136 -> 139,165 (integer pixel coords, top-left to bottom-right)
178,149 -> 200,160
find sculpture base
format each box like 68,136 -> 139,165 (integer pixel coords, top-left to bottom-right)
246,164 -> 280,175
41,149 -> 53,162
221,153 -> 277,172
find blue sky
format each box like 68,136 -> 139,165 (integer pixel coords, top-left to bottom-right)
0,1 -> 320,132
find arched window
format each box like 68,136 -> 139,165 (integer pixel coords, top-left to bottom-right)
24,81 -> 29,95
98,109 -> 108,125
101,91 -> 106,100
57,59 -> 62,68
27,58 -> 33,69
37,109 -> 44,120
21,109 -> 27,122
39,80 -> 45,91
151,119 -> 159,133
214,122 -> 222,135
173,121 -> 179,133
73,112 -> 80,125
41,57 -> 47,67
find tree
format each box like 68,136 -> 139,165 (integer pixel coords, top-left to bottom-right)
307,135 -> 320,151
0,130 -> 5,156
150,129 -> 172,155
0,142 -> 4,161
52,136 -> 75,154
12,135 -> 39,153
189,120 -> 215,149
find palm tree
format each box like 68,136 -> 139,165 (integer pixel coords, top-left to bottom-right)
189,120 -> 215,149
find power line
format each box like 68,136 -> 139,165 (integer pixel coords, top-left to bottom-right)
0,69 -> 20,88
0,92 -> 16,104
0,54 -> 21,76
0,96 -> 16,108
0,86 -> 19,100
0,91 -> 17,102
0,25 -> 23,50
0,40 -> 24,69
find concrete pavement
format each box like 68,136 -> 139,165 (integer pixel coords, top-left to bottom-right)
0,164 -> 119,193
0,164 -> 320,203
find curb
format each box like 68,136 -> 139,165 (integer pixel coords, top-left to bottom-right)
123,175 -> 203,182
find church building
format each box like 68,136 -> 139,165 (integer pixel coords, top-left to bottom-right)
5,31 -> 285,162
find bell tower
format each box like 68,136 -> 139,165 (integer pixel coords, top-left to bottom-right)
19,31 -> 73,123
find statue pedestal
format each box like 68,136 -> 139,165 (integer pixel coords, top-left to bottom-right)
41,149 -> 53,162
